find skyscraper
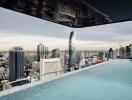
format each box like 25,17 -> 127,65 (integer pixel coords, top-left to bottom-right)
45,47 -> 49,59
129,44 -> 132,57
107,48 -> 113,60
125,46 -> 130,57
9,47 -> 24,82
37,43 -> 44,62
68,31 -> 77,70
51,48 -> 60,58
119,47 -> 125,58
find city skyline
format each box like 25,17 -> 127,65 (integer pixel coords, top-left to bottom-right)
0,1 -> 132,99
0,7 -> 132,50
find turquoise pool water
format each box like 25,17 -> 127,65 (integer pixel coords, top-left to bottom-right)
1,59 -> 132,100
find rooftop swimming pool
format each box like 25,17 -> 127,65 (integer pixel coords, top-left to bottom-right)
0,59 -> 132,100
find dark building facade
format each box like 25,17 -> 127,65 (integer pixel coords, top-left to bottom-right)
37,43 -> 45,62
51,48 -> 60,58
119,47 -> 125,58
98,52 -> 105,61
9,47 -> 24,82
125,46 -> 130,57
107,48 -> 113,60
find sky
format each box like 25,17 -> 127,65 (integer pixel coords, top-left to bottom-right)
0,7 -> 132,51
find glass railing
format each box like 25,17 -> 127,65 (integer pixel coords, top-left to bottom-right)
0,62 -> 104,91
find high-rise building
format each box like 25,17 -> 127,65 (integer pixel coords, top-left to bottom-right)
107,48 -> 113,60
37,43 -> 45,62
64,50 -> 69,68
77,51 -> 85,66
51,48 -> 60,58
68,31 -> 77,70
9,47 -> 24,82
125,46 -> 130,57
44,47 -> 49,59
98,52 -> 106,61
59,50 -> 66,71
115,48 -> 119,58
119,47 -> 125,58
129,44 -> 132,57
37,43 -> 49,62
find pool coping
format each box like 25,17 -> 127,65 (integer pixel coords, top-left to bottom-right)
0,60 -> 113,97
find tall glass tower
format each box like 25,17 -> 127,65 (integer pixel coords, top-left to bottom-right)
9,47 -> 24,82
107,48 -> 113,60
37,43 -> 45,62
68,31 -> 77,70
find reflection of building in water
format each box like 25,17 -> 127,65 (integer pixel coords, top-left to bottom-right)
9,47 -> 24,82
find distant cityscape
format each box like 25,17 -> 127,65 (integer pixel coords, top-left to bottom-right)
1,0 -> 132,100
0,32 -> 132,91
118,44 -> 132,59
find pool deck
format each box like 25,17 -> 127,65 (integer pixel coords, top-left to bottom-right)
0,60 -> 111,97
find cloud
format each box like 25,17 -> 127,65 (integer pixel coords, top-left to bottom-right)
0,7 -> 71,38
109,21 -> 132,34
0,7 -> 132,50
0,33 -> 118,50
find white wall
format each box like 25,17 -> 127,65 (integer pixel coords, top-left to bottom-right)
40,58 -> 61,79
